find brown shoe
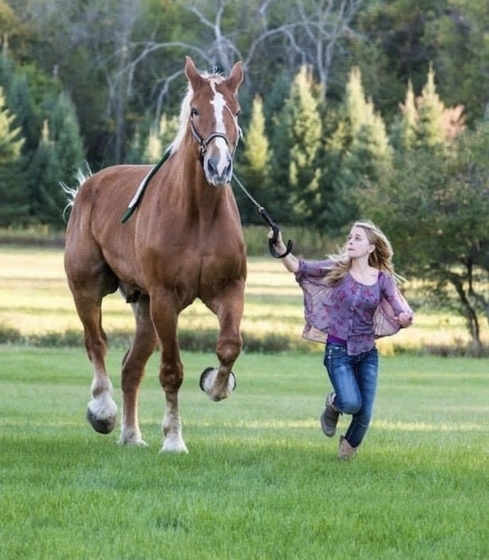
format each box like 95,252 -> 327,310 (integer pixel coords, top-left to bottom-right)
320,392 -> 339,437
338,435 -> 357,460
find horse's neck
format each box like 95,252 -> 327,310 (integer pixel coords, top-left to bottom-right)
168,148 -> 230,220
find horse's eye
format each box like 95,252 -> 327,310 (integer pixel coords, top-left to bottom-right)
190,108 -> 199,117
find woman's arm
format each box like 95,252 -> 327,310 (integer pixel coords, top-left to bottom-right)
268,228 -> 300,273
382,274 -> 414,328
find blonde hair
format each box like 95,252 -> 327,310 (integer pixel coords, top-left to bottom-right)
325,220 -> 402,285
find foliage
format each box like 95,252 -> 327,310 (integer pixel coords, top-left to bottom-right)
0,55 -> 85,228
360,120 -> 489,353
0,85 -> 27,226
234,95 -> 272,224
324,66 -> 392,233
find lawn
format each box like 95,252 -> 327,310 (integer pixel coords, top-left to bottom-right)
0,245 -> 482,352
1,245 -> 488,558
0,347 -> 488,559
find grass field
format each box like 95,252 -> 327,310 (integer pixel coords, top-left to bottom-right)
0,347 -> 488,559
1,246 -> 489,558
0,245 -> 483,353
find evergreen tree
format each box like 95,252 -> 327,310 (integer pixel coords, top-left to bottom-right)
235,95 -> 271,224
0,86 -> 23,164
142,113 -> 178,163
27,120 -> 60,225
0,85 -> 27,226
327,66 -> 392,233
416,63 -> 446,148
392,80 -> 418,151
26,91 -> 85,227
287,66 -> 323,225
270,65 -> 323,226
143,125 -> 163,164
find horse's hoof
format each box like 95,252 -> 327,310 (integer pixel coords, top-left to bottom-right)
199,367 -> 236,393
86,408 -> 117,434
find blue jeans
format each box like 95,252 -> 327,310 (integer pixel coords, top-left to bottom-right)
323,343 -> 379,448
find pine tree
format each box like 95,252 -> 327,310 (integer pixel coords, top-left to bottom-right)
416,63 -> 446,148
24,91 -> 85,227
0,85 -> 23,164
270,65 -> 324,226
27,119 -> 60,225
235,95 -> 271,224
327,66 -> 392,232
394,80 -> 418,151
0,85 -> 27,226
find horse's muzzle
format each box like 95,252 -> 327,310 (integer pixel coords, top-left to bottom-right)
204,154 -> 233,186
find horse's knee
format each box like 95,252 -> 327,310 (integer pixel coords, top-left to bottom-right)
216,336 -> 242,366
159,362 -> 184,393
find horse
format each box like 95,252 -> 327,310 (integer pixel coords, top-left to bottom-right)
64,57 -> 246,453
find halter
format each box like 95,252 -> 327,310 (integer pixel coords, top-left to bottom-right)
189,108 -> 240,162
121,96 -> 292,259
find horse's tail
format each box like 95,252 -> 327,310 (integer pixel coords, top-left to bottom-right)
60,162 -> 93,220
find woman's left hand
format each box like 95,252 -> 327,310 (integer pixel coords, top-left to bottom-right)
396,311 -> 414,327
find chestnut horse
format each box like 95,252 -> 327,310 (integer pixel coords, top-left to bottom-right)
64,57 -> 246,453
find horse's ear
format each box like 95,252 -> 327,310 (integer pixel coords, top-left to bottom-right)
225,61 -> 244,94
185,56 -> 205,90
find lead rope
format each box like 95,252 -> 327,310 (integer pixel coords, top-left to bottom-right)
232,173 -> 293,259
121,147 -> 172,223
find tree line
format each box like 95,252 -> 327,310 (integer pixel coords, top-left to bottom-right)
0,0 -> 489,351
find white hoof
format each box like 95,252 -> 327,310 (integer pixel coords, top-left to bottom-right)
161,435 -> 189,454
118,430 -> 148,447
86,398 -> 118,434
199,367 -> 236,401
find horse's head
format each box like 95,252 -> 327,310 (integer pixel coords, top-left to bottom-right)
183,56 -> 243,187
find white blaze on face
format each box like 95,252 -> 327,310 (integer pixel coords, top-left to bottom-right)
210,82 -> 230,175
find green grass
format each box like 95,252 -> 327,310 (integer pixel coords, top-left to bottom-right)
0,245 -> 487,353
1,347 -> 488,559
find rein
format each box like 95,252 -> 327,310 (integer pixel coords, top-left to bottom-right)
121,117 -> 293,260
231,174 -> 293,259
121,147 -> 171,224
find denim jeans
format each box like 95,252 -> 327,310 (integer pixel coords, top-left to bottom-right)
323,343 -> 379,448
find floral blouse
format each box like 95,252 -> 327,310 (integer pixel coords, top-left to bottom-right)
295,259 -> 413,356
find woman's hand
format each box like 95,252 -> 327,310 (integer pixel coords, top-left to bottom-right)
267,227 -> 286,253
396,311 -> 414,328
267,227 -> 299,272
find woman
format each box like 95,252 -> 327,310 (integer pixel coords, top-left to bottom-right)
269,220 -> 414,459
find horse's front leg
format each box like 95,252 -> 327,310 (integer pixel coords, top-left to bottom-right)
201,280 -> 245,402
150,291 -> 188,453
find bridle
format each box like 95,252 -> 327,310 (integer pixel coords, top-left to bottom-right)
121,96 -> 293,259
189,104 -> 241,162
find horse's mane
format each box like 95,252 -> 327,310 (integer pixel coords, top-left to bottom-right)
170,71 -> 226,155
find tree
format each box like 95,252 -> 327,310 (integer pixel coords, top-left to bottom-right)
269,64 -> 324,226
0,85 -> 23,164
0,85 -> 27,226
326,66 -> 392,232
391,80 -> 418,151
235,94 -> 272,224
23,91 -> 85,227
360,120 -> 489,354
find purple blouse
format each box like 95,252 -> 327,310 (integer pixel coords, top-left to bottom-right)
295,259 -> 413,356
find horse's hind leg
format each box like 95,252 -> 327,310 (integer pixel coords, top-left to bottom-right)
119,294 -> 157,446
65,251 -> 119,434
